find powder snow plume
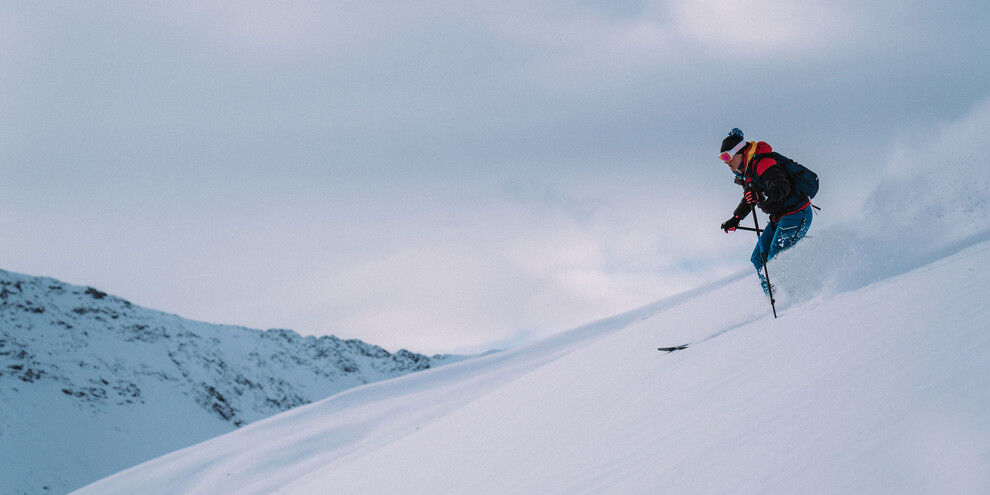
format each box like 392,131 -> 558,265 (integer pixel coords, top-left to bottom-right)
771,98 -> 990,301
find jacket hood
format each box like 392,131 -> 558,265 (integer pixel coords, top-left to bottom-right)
743,141 -> 773,173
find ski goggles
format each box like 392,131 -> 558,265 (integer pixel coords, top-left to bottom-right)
719,140 -> 747,163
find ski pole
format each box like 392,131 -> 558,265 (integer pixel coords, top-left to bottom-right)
751,205 -> 777,319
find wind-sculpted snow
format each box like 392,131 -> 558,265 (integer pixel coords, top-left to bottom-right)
0,271 -> 458,495
71,238 -> 990,495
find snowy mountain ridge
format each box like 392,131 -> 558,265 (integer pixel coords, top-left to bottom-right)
0,269 -> 459,495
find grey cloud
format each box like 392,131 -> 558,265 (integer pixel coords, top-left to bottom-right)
2,1 -> 989,352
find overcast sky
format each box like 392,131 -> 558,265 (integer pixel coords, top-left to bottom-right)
2,1 -> 988,354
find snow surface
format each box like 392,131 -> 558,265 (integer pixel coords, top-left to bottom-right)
68,238 -> 990,494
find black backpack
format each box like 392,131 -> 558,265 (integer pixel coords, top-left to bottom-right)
752,152 -> 819,199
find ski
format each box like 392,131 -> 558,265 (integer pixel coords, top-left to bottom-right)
657,344 -> 689,353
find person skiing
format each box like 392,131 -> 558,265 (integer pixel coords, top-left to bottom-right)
718,128 -> 814,295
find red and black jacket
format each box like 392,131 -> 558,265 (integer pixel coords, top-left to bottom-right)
732,141 -> 811,221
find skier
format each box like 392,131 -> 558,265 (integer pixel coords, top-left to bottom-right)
718,128 -> 814,295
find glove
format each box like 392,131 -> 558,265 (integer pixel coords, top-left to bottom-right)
721,216 -> 741,233
744,189 -> 762,205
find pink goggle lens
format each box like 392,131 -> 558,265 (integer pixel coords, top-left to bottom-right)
718,141 -> 747,163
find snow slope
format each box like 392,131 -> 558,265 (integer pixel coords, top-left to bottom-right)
73,103 -> 990,494
0,272 -> 459,495
70,237 -> 990,495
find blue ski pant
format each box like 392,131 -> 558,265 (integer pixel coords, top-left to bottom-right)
751,205 -> 813,293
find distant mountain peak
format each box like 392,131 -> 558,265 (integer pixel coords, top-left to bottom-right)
0,268 -> 461,494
